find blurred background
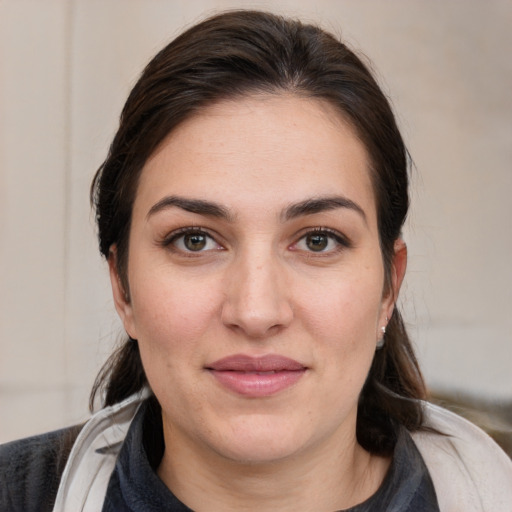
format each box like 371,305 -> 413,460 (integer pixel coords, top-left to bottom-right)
1,0 -> 511,450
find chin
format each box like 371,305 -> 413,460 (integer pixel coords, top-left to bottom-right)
216,440 -> 303,466
207,417 -> 310,465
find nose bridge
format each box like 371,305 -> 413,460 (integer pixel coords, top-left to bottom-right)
222,239 -> 292,337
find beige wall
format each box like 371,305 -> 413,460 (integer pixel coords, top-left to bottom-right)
1,0 -> 511,442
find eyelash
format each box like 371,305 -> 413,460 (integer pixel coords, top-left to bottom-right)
291,227 -> 352,254
160,226 -> 351,255
161,227 -> 222,254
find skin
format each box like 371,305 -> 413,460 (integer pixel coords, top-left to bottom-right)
110,94 -> 407,511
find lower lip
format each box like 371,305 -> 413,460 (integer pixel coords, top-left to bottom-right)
209,369 -> 306,397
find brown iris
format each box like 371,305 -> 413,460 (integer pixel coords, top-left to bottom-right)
306,233 -> 329,251
184,233 -> 208,251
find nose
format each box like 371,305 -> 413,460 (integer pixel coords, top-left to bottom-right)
221,249 -> 293,339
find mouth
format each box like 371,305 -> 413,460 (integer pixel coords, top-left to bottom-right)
206,354 -> 307,397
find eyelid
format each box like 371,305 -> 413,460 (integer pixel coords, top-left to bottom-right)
160,227 -> 224,252
291,227 -> 352,253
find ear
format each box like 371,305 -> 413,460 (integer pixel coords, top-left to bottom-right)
108,246 -> 138,340
381,238 -> 408,321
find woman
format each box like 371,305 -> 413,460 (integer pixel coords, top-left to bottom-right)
1,10 -> 511,512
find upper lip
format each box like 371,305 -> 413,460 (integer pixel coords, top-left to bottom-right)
207,354 -> 306,372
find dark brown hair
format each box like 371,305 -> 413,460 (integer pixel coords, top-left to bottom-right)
90,10 -> 426,455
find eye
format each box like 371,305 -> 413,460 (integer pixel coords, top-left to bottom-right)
164,228 -> 223,253
293,229 -> 349,254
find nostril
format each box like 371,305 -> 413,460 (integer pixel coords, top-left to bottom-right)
221,302 -> 293,339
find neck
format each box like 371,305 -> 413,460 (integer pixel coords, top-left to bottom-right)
157,420 -> 390,511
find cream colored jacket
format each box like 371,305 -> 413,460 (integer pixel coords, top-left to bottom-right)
52,391 -> 512,512
412,403 -> 512,511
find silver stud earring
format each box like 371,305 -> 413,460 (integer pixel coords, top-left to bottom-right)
376,327 -> 385,349
376,318 -> 388,350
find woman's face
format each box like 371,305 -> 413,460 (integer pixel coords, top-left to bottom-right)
111,94 -> 403,465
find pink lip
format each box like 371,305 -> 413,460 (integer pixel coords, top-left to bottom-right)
206,354 -> 307,397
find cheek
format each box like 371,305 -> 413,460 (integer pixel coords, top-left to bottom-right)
297,270 -> 383,343
130,275 -> 221,407
129,267 -> 222,354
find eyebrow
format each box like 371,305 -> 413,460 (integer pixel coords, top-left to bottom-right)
146,194 -> 366,224
147,196 -> 234,221
283,196 -> 367,223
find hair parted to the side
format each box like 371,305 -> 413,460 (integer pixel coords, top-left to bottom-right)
90,9 -> 427,455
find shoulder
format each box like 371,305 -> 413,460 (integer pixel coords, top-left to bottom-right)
0,425 -> 82,512
412,401 -> 512,512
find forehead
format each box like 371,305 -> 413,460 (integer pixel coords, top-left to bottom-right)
135,94 -> 376,222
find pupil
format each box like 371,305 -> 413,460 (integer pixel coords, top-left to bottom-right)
185,234 -> 206,251
307,234 -> 328,251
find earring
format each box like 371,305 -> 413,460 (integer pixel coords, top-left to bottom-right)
376,316 -> 388,350
376,326 -> 386,349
